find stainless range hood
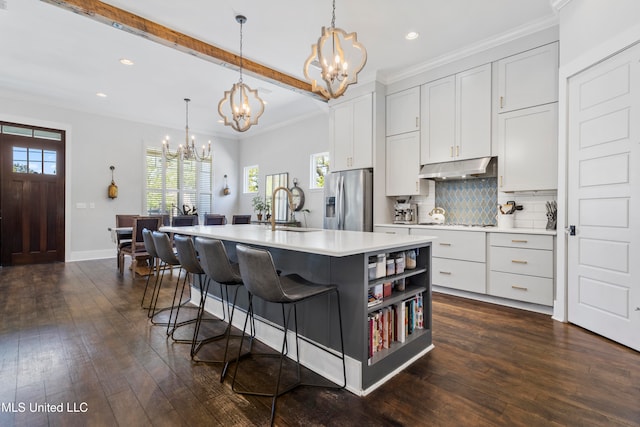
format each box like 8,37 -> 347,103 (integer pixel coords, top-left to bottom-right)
418,156 -> 497,180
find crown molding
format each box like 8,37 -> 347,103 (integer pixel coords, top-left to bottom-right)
550,0 -> 574,13
382,14 -> 559,85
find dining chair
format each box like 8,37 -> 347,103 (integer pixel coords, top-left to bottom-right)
172,215 -> 199,227
115,214 -> 137,270
118,216 -> 162,275
231,214 -> 251,224
204,214 -> 227,225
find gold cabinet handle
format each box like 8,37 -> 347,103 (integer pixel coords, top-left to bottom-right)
511,260 -> 528,264
511,239 -> 528,243
416,117 -> 419,128
500,176 -> 503,187
439,271 -> 452,275
456,145 -> 460,157
450,146 -> 453,157
500,96 -> 504,109
511,285 -> 528,291
439,242 -> 452,246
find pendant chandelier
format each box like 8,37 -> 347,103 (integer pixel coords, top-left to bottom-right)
303,0 -> 367,99
218,15 -> 265,133
163,98 -> 211,162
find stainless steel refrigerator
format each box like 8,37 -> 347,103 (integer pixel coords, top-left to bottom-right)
323,168 -> 373,231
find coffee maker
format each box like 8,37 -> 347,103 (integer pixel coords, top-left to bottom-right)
394,200 -> 418,224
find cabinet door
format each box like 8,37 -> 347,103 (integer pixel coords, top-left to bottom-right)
386,132 -> 422,196
331,101 -> 353,171
421,76 -> 455,164
351,93 -> 373,169
498,103 -> 558,191
455,63 -> 492,160
386,87 -> 420,136
497,42 -> 559,113
330,93 -> 373,171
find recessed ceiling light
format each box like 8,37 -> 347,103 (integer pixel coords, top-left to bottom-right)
96,92 -> 107,98
119,58 -> 134,66
405,31 -> 419,41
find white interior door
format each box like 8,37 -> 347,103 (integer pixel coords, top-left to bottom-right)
567,42 -> 640,351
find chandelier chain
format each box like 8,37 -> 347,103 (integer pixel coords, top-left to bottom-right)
331,0 -> 336,28
238,17 -> 244,83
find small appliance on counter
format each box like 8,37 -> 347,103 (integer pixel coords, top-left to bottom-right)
393,200 -> 418,224
427,207 -> 446,224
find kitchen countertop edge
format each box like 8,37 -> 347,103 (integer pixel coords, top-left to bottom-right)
375,223 -> 557,236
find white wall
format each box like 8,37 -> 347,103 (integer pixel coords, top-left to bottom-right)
237,112 -> 330,228
558,0 -> 640,66
0,90 -> 240,261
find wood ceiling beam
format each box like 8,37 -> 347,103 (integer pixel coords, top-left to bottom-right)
40,0 -> 327,101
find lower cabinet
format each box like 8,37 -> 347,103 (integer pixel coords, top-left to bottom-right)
488,233 -> 554,306
407,227 -> 555,308
411,228 -> 486,294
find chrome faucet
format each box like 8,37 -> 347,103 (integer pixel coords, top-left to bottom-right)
271,186 -> 295,231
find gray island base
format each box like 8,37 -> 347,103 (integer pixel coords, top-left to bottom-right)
161,224 -> 436,395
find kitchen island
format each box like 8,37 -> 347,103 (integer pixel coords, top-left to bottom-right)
161,224 -> 436,395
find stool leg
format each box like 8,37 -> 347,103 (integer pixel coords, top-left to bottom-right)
231,294 -> 254,392
190,276 -> 211,357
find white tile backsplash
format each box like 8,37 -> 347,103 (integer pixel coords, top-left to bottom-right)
498,191 -> 557,229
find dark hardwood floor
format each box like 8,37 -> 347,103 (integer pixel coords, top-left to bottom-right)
0,259 -> 638,426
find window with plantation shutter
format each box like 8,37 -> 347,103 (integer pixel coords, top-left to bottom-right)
145,147 -> 213,216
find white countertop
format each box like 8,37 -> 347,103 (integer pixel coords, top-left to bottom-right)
161,224 -> 436,257
375,223 -> 557,236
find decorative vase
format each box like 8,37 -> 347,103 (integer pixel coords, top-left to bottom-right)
257,213 -> 263,221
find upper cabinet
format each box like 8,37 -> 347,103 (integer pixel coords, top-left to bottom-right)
497,103 -> 558,192
420,75 -> 455,164
386,132 -> 428,196
420,63 -> 492,164
496,42 -> 559,113
386,87 -> 420,136
330,92 -> 373,171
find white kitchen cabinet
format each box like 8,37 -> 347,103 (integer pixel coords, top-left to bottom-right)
330,92 -> 373,171
455,63 -> 492,160
497,103 -> 558,191
420,76 -> 455,164
420,64 -> 492,164
411,228 -> 486,293
374,226 -> 410,235
497,42 -> 559,113
488,233 -> 554,306
386,87 -> 420,136
386,132 -> 428,196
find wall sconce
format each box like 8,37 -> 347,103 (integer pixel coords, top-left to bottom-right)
223,174 -> 231,196
108,165 -> 118,199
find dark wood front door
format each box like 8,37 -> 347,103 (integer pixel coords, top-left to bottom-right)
0,123 -> 65,266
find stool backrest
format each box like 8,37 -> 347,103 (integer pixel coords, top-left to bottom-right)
151,231 -> 180,266
236,244 -> 286,303
141,228 -> 158,258
173,235 -> 204,274
195,237 -> 242,285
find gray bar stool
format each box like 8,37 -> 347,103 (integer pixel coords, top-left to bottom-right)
233,244 -> 346,425
141,228 -> 159,310
150,231 -> 197,335
194,237 -> 254,382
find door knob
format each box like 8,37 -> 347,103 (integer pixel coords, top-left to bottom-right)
565,225 -> 576,236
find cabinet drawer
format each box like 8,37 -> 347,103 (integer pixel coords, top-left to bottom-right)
374,226 -> 410,235
412,229 -> 485,262
489,246 -> 553,278
489,271 -> 553,306
490,233 -> 553,250
432,258 -> 486,293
